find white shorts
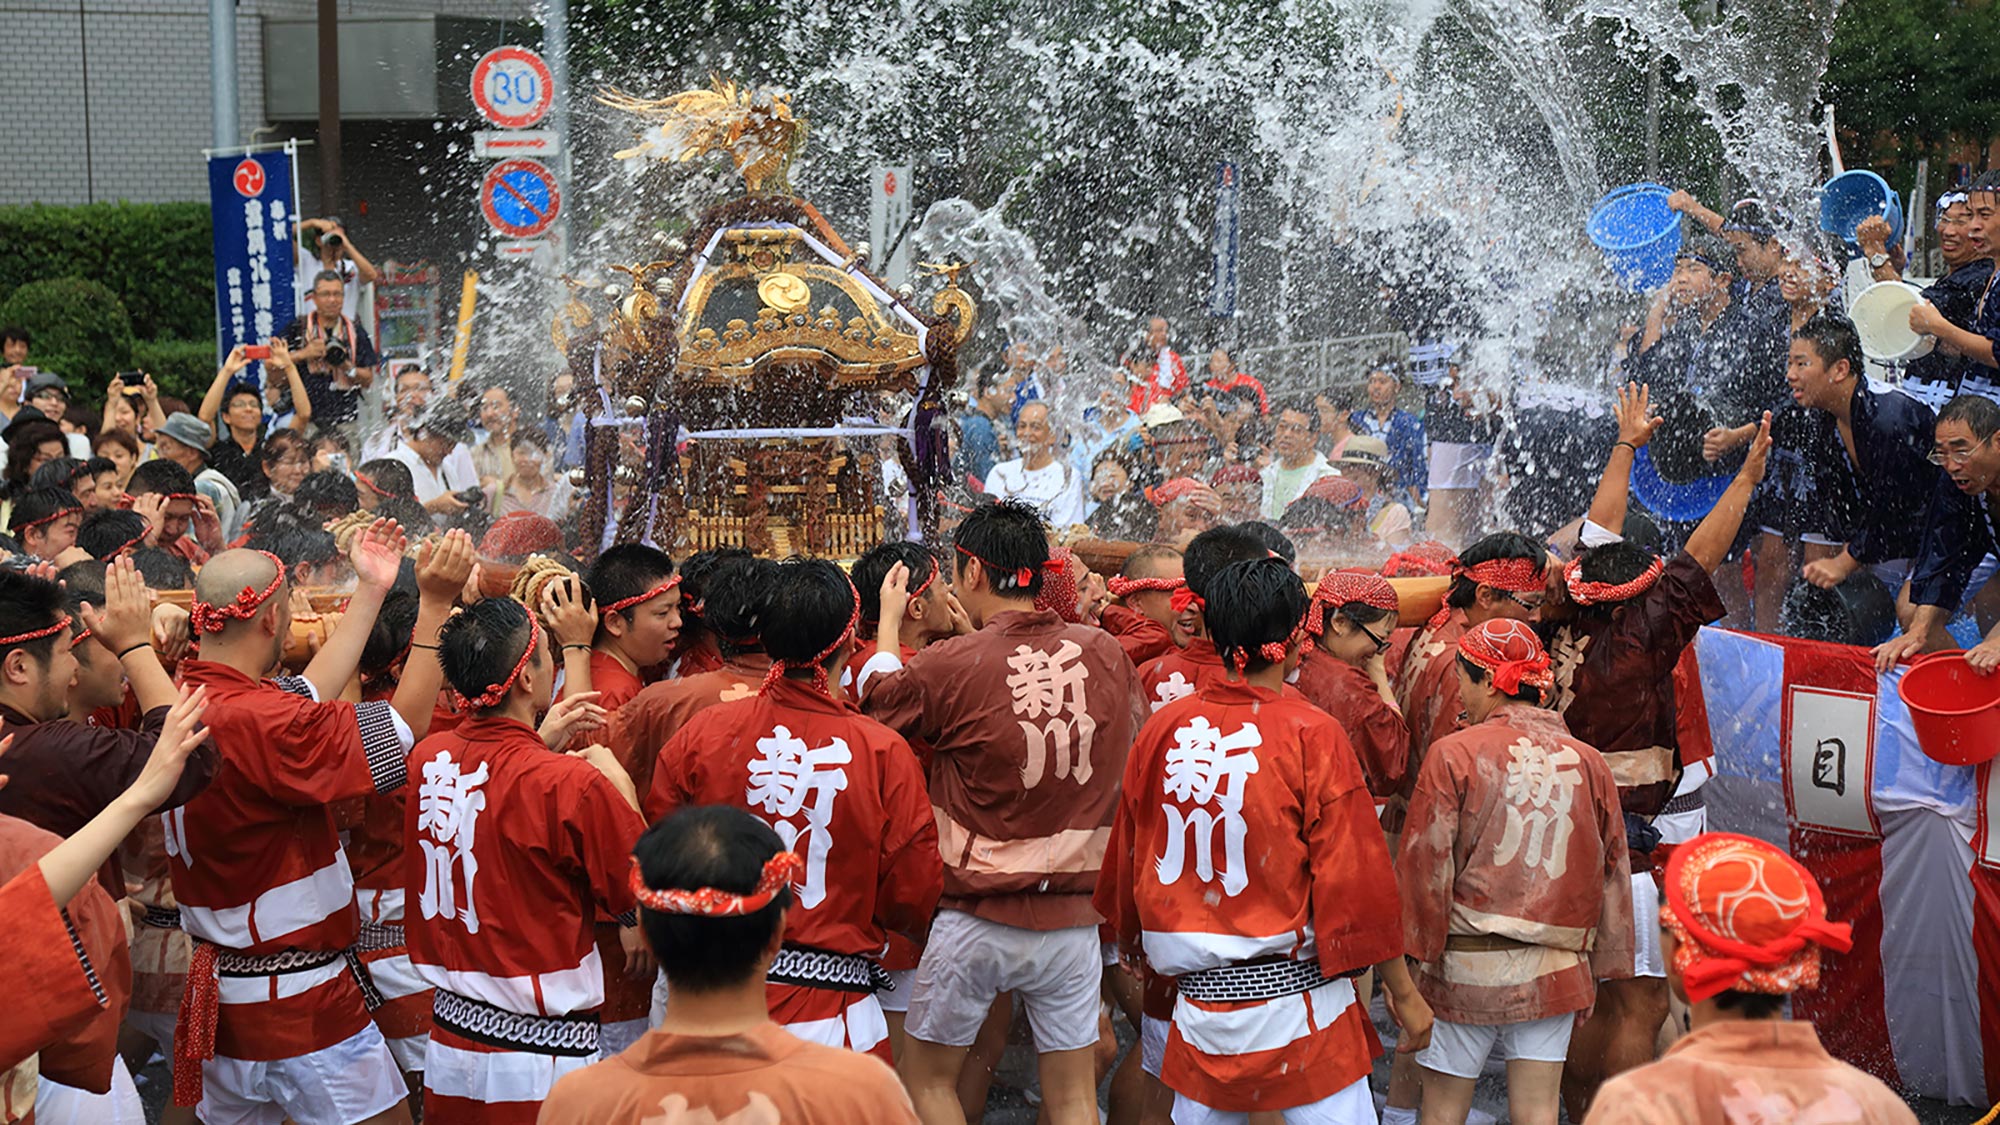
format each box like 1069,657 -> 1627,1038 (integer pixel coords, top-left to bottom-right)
879,967 -> 919,1014
1632,872 -> 1666,978
35,1057 -> 145,1125
1170,1074 -> 1375,1124
124,1007 -> 178,1060
1416,1013 -> 1576,1079
906,909 -> 1102,1054
1428,442 -> 1492,492
198,1022 -> 409,1125
1141,1013 -> 1170,1078
1873,553 -> 2000,610
424,1037 -> 591,1107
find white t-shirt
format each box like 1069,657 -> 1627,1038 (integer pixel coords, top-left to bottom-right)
387,442 -> 479,518
295,254 -> 364,322
984,456 -> 1087,528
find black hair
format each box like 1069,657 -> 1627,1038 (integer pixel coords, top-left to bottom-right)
360,589 -> 422,681
1574,541 -> 1661,609
1445,530 -> 1546,609
1938,394 -> 2000,441
1795,313 -> 1863,379
854,541 -> 941,624
438,596 -> 539,713
698,556 -> 781,657
1271,396 -> 1318,429
761,559 -> 858,673
1711,989 -> 1788,1019
28,457 -> 87,492
1119,543 -> 1182,580
75,510 -> 148,556
1336,599 -> 1397,630
1456,654 -> 1544,706
9,486 -> 82,536
952,499 -> 1049,598
0,568 -> 69,666
245,515 -> 339,570
130,547 -> 193,590
356,458 -> 419,502
4,419 -> 65,488
55,560 -> 106,611
679,547 -> 753,620
634,805 -> 792,992
225,383 -> 263,412
586,544 -> 677,624
1206,558 -> 1309,674
1970,170 -> 2000,195
127,458 -> 198,498
294,470 -> 359,516
1278,496 -> 1360,535
1235,520 -> 1297,565
1182,525 -> 1272,603
258,429 -> 306,471
378,497 -> 433,537
1,327 -> 28,348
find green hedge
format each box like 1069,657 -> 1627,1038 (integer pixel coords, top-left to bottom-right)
0,277 -> 217,408
132,337 -> 221,407
0,202 -> 214,342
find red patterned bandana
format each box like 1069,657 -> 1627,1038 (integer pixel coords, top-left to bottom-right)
451,625 -> 540,711
1456,618 -> 1553,694
603,574 -> 682,615
174,942 -> 221,1105
630,850 -> 806,916
1662,832 -> 1854,1002
1383,541 -> 1456,578
1456,555 -> 1548,593
1035,548 -> 1082,623
1210,463 -> 1261,486
1108,574 -> 1185,599
1563,554 -> 1665,606
762,575 -> 860,696
189,552 -> 286,635
1301,475 -> 1364,509
1146,477 -> 1203,507
1305,572 -> 1399,636
0,613 -> 74,648
479,511 -> 564,558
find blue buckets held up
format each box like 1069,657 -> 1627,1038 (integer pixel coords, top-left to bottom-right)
1588,182 -> 1684,292
1819,169 -> 1905,248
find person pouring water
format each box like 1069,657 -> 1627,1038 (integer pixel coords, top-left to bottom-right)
1905,171 -> 2000,379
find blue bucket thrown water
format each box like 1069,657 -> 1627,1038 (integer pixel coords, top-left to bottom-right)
1630,445 -> 1733,522
1819,170 -> 1906,247
1588,182 -> 1682,292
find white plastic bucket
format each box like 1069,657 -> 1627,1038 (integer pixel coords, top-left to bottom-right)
1851,280 -> 1935,364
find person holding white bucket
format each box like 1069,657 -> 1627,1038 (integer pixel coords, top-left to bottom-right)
1856,193 -> 1994,402
1908,171 -> 2000,381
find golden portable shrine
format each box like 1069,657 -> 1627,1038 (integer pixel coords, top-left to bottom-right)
555,81 -> 976,560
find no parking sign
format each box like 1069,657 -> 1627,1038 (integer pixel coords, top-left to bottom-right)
480,159 -> 561,239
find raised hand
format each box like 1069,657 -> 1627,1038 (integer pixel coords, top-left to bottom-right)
1738,412 -> 1775,486
877,561 -> 911,630
539,690 -> 610,753
1613,382 -> 1664,449
350,518 -> 408,592
415,529 -> 476,604
122,686 -> 211,813
539,576 -> 599,648
78,555 -> 154,655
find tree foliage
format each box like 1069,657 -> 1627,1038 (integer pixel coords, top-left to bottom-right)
1824,0 -> 2000,176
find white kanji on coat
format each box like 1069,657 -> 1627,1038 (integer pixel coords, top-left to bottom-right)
1157,717 -> 1262,897
1150,671 -> 1195,713
1007,640 -> 1098,788
416,752 -> 490,933
746,725 -> 851,909
1492,737 -> 1582,880
161,807 -> 192,870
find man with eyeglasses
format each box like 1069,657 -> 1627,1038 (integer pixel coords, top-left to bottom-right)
1538,386 -> 1774,1122
1857,192 -> 1991,408
1876,393 -> 2000,672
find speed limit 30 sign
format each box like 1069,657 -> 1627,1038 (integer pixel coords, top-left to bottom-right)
470,46 -> 554,129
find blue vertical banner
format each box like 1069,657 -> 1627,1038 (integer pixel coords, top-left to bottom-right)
1208,161 -> 1241,319
208,149 -> 296,372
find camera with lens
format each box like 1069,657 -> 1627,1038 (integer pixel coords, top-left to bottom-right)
323,341 -> 350,368
323,231 -> 344,249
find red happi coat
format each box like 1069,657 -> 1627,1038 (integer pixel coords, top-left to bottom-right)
609,653 -> 772,801
587,650 -> 646,711
648,676 -> 942,1058
1291,646 -> 1410,800
1097,680 -> 1403,1112
1388,608 -> 1469,834
1139,637 -> 1224,714
1099,605 -> 1176,667
0,815 -> 131,1120
1396,703 -> 1634,1025
165,662 -> 408,1061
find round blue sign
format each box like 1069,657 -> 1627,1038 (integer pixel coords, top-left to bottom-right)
480,159 -> 561,239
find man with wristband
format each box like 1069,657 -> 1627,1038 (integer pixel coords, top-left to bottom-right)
163,525 -> 467,1125
1541,388 -> 1772,1121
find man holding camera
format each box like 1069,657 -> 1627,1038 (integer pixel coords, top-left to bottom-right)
283,269 -> 379,436
294,216 -> 380,322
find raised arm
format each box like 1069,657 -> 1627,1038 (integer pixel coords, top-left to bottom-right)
1584,383 -> 1664,537
268,339 -> 313,432
392,530 -> 475,739
197,346 -> 250,429
303,518 -> 407,700
1665,190 -> 1725,234
1684,411 -> 1773,572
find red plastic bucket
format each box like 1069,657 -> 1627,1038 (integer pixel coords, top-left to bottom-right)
1897,650 -> 2000,766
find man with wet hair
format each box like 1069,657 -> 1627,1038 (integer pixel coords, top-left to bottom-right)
1882,188 -> 1994,405
861,499 -> 1143,1125
580,543 -> 683,710
1101,557 -> 1431,1125
9,486 -> 83,561
1911,170 -> 2000,379
1098,543 -> 1184,664
1881,391 -> 2000,671
405,596 -> 645,1123
126,459 -> 217,565
648,557 -> 941,1060
849,540 -> 958,692
538,807 -> 920,1123
162,526 -> 469,1125
1259,396 -> 1338,519
1135,525 -> 1270,714
1401,620 -> 1632,1125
